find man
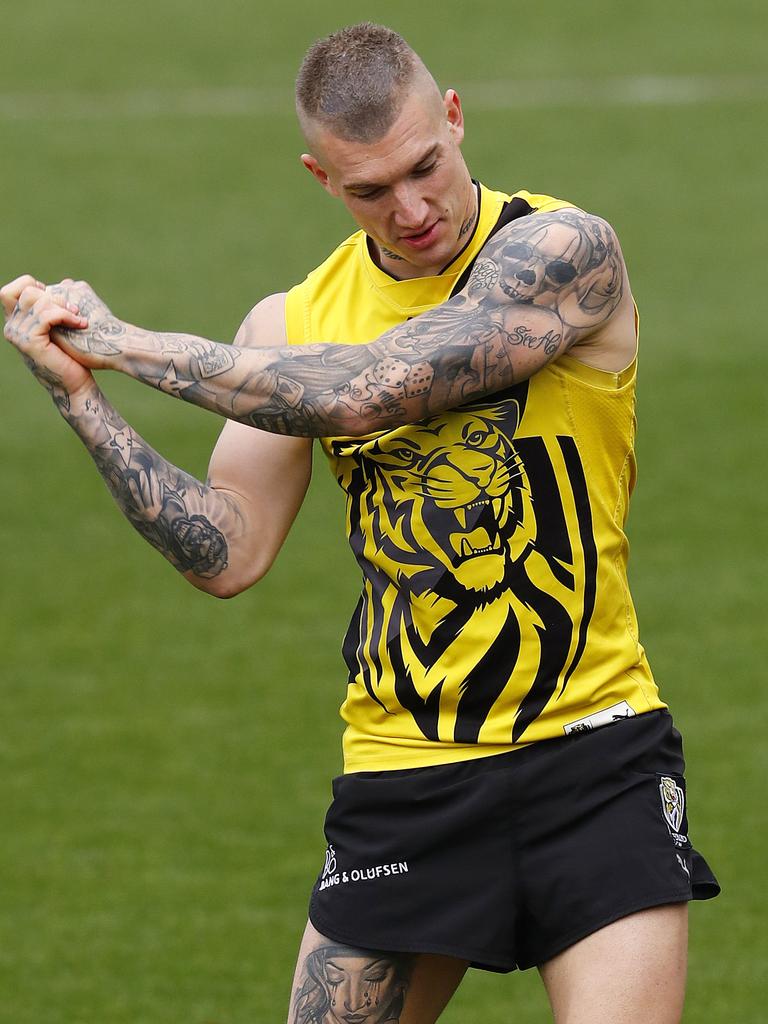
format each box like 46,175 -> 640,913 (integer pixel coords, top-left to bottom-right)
2,22 -> 718,1024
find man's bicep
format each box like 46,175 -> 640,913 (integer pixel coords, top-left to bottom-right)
205,289 -> 311,582
234,291 -> 288,348
207,420 -> 312,582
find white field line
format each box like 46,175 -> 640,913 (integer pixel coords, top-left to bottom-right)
0,74 -> 766,122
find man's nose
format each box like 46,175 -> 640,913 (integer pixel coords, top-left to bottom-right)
392,185 -> 429,229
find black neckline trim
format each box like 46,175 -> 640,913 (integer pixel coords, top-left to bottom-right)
437,179 -> 482,276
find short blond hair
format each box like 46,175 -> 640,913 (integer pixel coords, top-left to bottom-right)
296,23 -> 428,142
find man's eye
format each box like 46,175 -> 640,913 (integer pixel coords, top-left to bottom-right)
354,189 -> 383,201
413,162 -> 437,177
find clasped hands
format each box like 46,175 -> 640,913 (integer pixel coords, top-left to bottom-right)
1,274 -> 119,396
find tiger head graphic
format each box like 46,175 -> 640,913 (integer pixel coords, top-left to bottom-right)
331,386 -> 592,745
361,396 -> 536,605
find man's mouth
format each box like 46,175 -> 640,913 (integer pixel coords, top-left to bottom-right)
400,220 -> 440,250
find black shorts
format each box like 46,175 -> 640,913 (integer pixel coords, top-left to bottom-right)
309,710 -> 719,972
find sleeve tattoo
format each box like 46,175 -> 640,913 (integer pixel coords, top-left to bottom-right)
55,208 -> 625,437
61,389 -> 242,580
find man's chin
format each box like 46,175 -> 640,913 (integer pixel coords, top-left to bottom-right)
390,241 -> 455,273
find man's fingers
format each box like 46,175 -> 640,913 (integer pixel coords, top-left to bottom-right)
3,294 -> 88,347
0,274 -> 46,316
44,288 -> 79,313
33,296 -> 89,333
1,276 -> 82,321
45,286 -> 86,319
18,285 -> 47,312
38,303 -> 88,331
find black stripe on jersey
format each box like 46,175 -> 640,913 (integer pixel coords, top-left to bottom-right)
341,464 -> 390,714
515,436 -> 575,589
510,569 -> 574,743
557,436 -> 598,694
449,195 -> 535,297
454,605 -> 521,744
390,632 -> 444,742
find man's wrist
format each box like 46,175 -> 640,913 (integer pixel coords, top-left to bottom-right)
57,376 -> 102,419
98,319 -> 158,376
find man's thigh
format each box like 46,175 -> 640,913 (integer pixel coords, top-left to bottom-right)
539,903 -> 688,1024
286,920 -> 468,1024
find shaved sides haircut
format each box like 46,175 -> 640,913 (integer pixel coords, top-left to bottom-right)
296,23 -> 434,143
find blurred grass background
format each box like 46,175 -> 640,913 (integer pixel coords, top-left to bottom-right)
1,1 -> 766,1020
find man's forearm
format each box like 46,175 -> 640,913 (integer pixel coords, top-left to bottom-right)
52,207 -> 624,437
56,380 -> 244,584
56,295 -> 562,438
56,318 -> 345,434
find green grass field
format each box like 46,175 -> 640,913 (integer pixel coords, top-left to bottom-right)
1,2 -> 766,1020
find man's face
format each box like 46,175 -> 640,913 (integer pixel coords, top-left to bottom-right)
302,88 -> 475,277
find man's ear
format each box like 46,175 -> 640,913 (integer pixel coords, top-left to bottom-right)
443,89 -> 465,145
300,153 -> 339,197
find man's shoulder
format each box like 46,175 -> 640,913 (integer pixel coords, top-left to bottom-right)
488,204 -> 617,249
468,198 -> 634,370
235,292 -> 288,348
294,229 -> 366,290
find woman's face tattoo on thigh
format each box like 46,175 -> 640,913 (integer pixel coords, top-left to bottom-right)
292,945 -> 413,1024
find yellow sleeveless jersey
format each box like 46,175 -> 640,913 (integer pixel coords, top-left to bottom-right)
285,182 -> 665,772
